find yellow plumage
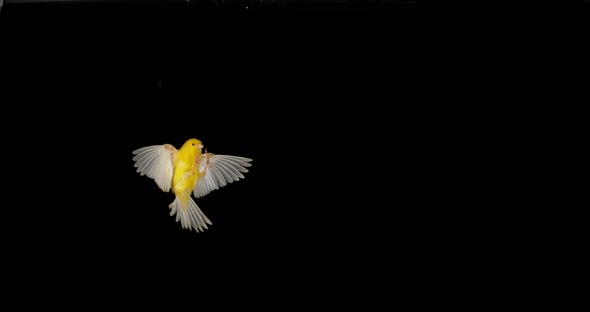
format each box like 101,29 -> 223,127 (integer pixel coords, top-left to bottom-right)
132,138 -> 252,232
172,139 -> 203,211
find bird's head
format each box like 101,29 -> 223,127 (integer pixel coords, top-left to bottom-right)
182,138 -> 204,154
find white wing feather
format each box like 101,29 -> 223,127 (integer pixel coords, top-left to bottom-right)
132,144 -> 176,192
193,153 -> 253,198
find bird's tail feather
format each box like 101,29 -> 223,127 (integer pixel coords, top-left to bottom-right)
169,196 -> 212,232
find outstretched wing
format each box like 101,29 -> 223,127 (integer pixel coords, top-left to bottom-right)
132,144 -> 177,192
193,153 -> 253,198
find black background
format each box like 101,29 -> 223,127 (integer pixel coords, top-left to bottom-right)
1,0 -> 590,304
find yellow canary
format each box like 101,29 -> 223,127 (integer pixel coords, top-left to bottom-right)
132,138 -> 252,232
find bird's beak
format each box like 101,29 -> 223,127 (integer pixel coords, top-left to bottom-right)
198,144 -> 204,149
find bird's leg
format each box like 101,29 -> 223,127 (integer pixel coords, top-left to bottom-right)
205,151 -> 211,170
183,169 -> 197,180
199,154 -> 211,177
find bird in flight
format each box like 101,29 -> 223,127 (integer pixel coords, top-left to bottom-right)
132,138 -> 253,232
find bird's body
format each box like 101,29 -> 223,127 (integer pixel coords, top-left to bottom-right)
132,138 -> 252,232
171,140 -> 202,211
